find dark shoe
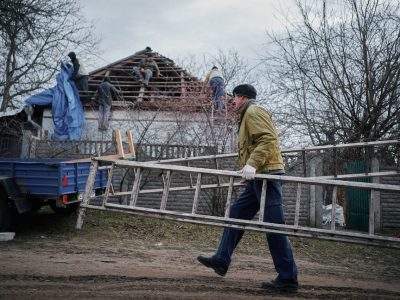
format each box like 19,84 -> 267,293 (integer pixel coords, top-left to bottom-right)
261,277 -> 298,293
197,256 -> 228,276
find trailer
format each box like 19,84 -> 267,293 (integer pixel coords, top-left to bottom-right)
0,158 -> 109,230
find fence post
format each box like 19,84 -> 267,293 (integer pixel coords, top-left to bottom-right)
371,158 -> 381,232
309,155 -> 324,228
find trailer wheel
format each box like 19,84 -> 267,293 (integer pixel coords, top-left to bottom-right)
0,196 -> 11,232
50,201 -> 80,216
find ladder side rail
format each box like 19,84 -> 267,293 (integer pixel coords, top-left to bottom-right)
76,160 -> 99,230
308,171 -> 398,180
191,173 -> 202,214
111,160 -> 400,193
144,140 -> 400,165
95,203 -> 400,247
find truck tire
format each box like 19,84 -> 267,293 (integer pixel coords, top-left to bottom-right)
50,201 -> 80,216
0,196 -> 11,232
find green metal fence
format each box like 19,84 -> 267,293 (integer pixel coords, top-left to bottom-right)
347,161 -> 371,231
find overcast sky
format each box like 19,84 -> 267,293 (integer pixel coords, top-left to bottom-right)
78,0 -> 300,69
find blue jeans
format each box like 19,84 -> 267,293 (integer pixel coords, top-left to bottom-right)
209,77 -> 224,111
213,179 -> 298,280
98,104 -> 111,130
132,67 -> 153,85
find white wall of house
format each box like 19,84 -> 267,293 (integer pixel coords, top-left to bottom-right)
41,108 -> 236,152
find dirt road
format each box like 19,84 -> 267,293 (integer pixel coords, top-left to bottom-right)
0,209 -> 399,299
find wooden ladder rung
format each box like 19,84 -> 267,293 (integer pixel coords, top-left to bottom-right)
258,180 -> 268,222
191,173 -> 202,214
102,163 -> 115,207
224,177 -> 234,218
160,170 -> 172,210
294,183 -> 302,227
129,168 -> 143,206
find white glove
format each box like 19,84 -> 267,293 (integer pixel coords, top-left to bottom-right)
239,164 -> 256,180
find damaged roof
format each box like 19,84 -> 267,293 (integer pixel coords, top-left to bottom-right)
86,47 -> 207,111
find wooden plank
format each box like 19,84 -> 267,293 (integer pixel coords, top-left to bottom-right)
160,170 -> 172,210
76,160 -> 98,230
129,168 -> 142,206
126,131 -> 136,158
294,183 -> 302,227
224,177 -> 234,218
114,130 -> 125,158
258,180 -> 268,222
191,173 -> 202,214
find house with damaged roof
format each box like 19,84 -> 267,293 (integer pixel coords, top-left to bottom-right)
32,47 -> 236,159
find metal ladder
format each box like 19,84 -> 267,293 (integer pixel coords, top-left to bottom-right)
76,156 -> 400,249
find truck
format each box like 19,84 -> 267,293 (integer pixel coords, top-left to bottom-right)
0,158 -> 108,231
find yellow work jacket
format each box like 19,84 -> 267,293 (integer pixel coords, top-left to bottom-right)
237,103 -> 284,172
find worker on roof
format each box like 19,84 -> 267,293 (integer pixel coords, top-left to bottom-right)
203,66 -> 225,112
95,76 -> 120,131
132,52 -> 161,87
67,52 -> 89,102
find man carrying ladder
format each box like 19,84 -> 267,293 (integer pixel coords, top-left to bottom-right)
197,84 -> 299,293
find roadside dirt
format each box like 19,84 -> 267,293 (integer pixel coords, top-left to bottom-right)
0,209 -> 399,299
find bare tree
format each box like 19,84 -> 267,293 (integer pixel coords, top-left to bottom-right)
0,0 -> 99,111
263,0 -> 400,146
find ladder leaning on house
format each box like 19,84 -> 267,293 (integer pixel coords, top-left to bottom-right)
76,140 -> 400,249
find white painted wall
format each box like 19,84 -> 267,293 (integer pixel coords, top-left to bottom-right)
41,108 -> 236,152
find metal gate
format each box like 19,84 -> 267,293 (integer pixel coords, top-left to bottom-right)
347,161 -> 370,231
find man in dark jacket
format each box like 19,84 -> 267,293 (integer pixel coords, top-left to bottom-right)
132,53 -> 160,86
197,84 -> 299,293
67,52 -> 89,94
96,76 -> 120,130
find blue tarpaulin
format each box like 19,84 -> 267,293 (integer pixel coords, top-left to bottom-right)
26,61 -> 85,140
